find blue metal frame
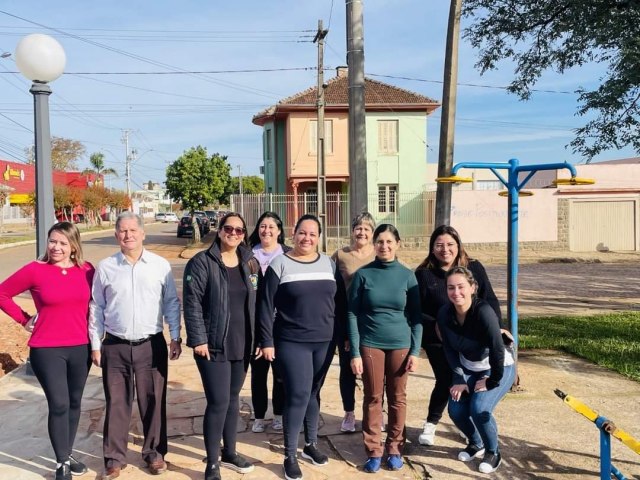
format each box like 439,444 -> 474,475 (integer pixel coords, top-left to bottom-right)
595,416 -> 628,480
449,158 -> 578,347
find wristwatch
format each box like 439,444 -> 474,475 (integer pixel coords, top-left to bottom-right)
171,337 -> 182,344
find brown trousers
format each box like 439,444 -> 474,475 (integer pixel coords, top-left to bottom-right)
101,333 -> 168,468
361,346 -> 409,457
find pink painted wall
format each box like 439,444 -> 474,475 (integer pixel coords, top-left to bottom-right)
450,189 -> 558,243
286,112 -> 349,178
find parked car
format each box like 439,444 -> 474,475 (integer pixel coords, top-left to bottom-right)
164,212 -> 179,222
204,210 -> 219,229
193,211 -> 211,234
155,212 -> 166,222
177,216 -> 207,238
56,213 -> 85,223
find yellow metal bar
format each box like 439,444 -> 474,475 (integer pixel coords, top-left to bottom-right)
610,426 -> 640,455
562,394 -> 598,422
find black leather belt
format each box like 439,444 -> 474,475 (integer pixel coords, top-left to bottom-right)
105,332 -> 156,346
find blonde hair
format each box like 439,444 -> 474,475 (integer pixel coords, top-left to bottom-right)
40,221 -> 85,266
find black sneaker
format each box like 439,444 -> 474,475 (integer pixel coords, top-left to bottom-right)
55,463 -> 71,480
283,456 -> 303,480
457,444 -> 485,462
220,451 -> 255,473
204,463 -> 221,480
479,451 -> 502,473
69,455 -> 88,476
301,443 -> 328,466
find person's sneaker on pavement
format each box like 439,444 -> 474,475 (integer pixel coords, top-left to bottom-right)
283,456 -> 303,480
301,443 -> 328,466
204,463 -> 221,480
418,421 -> 437,446
68,455 -> 88,476
458,443 -> 485,462
55,463 -> 71,480
341,411 -> 356,432
272,415 -> 283,431
220,451 -> 255,473
363,457 -> 381,473
479,451 -> 502,473
252,418 -> 265,433
386,454 -> 404,471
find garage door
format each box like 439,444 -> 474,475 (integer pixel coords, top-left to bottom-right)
569,200 -> 637,251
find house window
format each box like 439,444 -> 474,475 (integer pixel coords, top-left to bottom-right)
265,129 -> 272,160
309,120 -> 333,154
378,184 -> 398,213
378,120 -> 398,154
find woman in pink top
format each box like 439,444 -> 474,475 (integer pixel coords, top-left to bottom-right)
0,222 -> 94,480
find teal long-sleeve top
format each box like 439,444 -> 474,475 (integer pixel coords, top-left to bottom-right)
347,258 -> 423,358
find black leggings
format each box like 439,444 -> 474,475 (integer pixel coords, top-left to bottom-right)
424,343 -> 453,424
338,341 -> 356,412
29,345 -> 91,462
195,357 -> 247,464
276,340 -> 331,458
250,356 -> 284,418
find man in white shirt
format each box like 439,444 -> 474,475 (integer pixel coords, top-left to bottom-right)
89,212 -> 182,480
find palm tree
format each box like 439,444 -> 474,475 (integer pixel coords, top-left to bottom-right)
82,152 -> 118,187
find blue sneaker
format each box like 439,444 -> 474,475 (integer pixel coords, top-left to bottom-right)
363,457 -> 381,473
386,454 -> 403,471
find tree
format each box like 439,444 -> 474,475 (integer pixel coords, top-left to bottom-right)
462,0 -> 640,161
25,136 -> 86,171
82,152 -> 118,186
82,185 -> 110,225
222,175 -> 265,204
53,185 -> 71,220
165,146 -> 232,242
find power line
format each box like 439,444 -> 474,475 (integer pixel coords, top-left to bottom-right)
0,67 -> 317,75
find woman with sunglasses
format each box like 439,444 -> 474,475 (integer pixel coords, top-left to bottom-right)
183,213 -> 260,480
247,212 -> 290,433
414,225 -> 502,447
258,214 -> 341,480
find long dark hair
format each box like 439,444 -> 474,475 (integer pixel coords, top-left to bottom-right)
248,211 -> 285,247
417,225 -> 470,270
294,214 -> 321,234
215,212 -> 248,248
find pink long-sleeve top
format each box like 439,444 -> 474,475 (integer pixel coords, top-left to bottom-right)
0,261 -> 95,348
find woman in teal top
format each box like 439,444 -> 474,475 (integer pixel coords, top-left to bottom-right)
347,224 -> 422,474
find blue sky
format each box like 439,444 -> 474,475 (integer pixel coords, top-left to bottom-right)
0,1 -> 634,192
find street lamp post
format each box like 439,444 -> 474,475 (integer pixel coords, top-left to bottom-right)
15,34 -> 66,258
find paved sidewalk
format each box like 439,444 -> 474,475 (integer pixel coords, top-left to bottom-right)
1,344 -> 639,480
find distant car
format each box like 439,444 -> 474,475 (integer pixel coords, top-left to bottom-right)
177,216 -> 207,238
193,211 -> 211,234
56,213 -> 85,223
155,212 -> 166,222
204,210 -> 219,228
164,212 -> 179,222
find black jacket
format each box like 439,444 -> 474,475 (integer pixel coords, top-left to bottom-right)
183,241 -> 259,354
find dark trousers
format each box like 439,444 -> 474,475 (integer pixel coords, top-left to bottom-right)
30,345 -> 91,462
338,341 -> 356,412
101,333 -> 168,468
195,357 -> 248,464
276,340 -> 331,458
424,343 -> 453,424
361,346 -> 409,457
250,355 -> 284,418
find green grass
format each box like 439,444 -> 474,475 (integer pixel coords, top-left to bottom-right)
520,312 -> 640,382
0,235 -> 32,244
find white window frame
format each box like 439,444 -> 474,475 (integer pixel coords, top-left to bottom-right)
378,120 -> 398,154
378,184 -> 398,214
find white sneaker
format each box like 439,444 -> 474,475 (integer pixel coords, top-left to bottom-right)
418,422 -> 437,446
272,415 -> 283,431
252,419 -> 265,433
340,411 -> 356,432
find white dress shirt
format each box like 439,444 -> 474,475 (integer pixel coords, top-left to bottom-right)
89,249 -> 181,350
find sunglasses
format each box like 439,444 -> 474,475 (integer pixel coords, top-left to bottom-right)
221,225 -> 246,235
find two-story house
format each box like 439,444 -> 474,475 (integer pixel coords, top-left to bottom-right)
252,67 -> 439,232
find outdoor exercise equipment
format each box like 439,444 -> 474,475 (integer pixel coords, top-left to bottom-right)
555,389 -> 640,479
437,158 -> 594,349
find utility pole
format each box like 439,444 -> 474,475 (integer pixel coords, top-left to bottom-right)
121,129 -> 132,201
346,0 -> 368,221
314,20 -> 328,253
434,0 -> 462,227
237,165 -> 244,216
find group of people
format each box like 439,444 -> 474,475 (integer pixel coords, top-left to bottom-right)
0,210 -> 514,480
